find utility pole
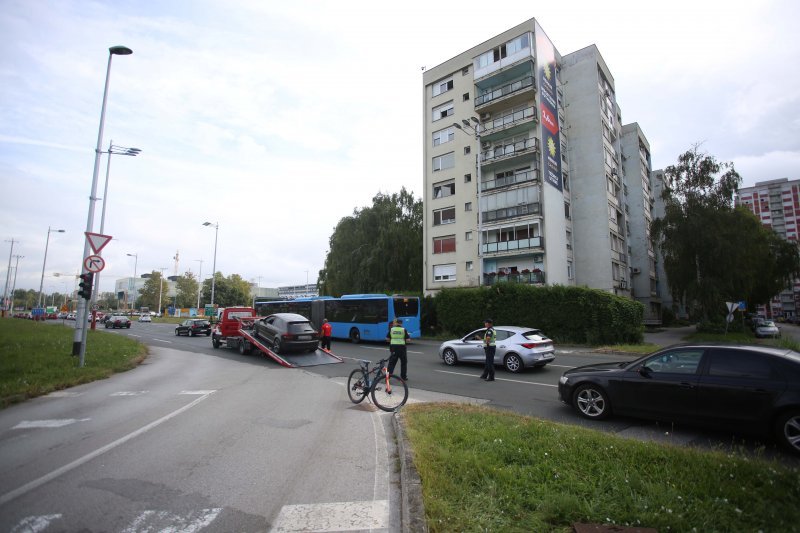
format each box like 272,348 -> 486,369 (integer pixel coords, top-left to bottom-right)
2,238 -> 18,317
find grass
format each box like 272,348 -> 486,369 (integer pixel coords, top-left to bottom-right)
0,318 -> 147,407
403,403 -> 800,533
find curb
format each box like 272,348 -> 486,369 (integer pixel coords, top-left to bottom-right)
392,411 -> 428,533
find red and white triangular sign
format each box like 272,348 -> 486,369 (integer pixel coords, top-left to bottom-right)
85,232 -> 113,254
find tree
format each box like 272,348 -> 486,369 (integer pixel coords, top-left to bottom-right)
175,272 -> 199,308
319,188 -> 422,296
200,272 -> 251,308
139,272 -> 168,312
652,146 -> 800,320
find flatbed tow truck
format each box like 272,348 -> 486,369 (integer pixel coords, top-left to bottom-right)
211,307 -> 342,368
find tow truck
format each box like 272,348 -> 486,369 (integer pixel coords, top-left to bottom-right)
211,306 -> 342,368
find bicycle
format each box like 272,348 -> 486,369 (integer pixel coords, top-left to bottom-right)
347,358 -> 408,412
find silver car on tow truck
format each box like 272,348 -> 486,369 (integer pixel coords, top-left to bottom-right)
438,325 -> 555,373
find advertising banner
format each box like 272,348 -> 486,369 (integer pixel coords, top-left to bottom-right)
534,21 -> 562,191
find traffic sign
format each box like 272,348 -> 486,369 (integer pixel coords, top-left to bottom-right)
84,255 -> 106,273
85,232 -> 112,254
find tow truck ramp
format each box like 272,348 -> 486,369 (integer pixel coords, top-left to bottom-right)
237,324 -> 343,368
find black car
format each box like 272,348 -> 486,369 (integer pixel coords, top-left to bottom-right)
104,315 -> 131,329
253,313 -> 319,354
558,343 -> 800,454
175,319 -> 212,337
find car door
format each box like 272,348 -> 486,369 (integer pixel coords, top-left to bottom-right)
614,347 -> 704,420
695,348 -> 786,429
457,329 -> 486,363
492,329 -> 513,363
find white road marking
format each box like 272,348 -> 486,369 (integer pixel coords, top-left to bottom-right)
45,391 -> 82,398
271,500 -> 389,532
549,364 -> 575,369
13,418 -> 91,429
121,508 -> 222,533
433,369 -> 558,387
110,391 -> 149,396
0,391 -> 215,506
10,514 -> 62,533
152,338 -> 173,343
179,390 -> 217,395
128,334 -> 141,338
354,345 -> 424,355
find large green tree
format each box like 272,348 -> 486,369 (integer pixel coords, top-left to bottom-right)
175,272 -> 199,308
318,188 -> 422,296
138,272 -> 169,312
652,147 -> 800,320
200,272 -> 251,308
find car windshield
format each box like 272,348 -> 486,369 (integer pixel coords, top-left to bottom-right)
521,330 -> 548,341
288,322 -> 315,334
762,321 -> 776,327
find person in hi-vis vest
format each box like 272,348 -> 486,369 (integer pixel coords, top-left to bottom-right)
385,318 -> 410,381
480,318 -> 496,381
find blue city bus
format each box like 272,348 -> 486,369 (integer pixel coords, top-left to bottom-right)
254,294 -> 421,342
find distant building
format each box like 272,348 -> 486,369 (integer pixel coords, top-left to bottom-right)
278,283 -> 319,299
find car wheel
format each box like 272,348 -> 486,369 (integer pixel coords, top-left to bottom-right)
126,324 -> 131,328
442,348 -> 458,366
175,329 -> 180,336
212,337 -> 221,349
774,410 -> 800,455
239,341 -> 251,355
189,330 -> 195,337
206,331 -> 211,336
503,353 -> 524,373
573,384 -> 611,420
272,336 -> 282,354
349,328 -> 361,343
105,323 -> 110,328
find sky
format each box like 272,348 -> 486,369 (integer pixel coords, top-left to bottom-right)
2,0 -> 799,299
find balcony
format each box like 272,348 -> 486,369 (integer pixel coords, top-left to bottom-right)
482,236 -> 543,255
482,202 -> 541,223
481,168 -> 540,192
485,270 -> 545,286
475,76 -> 535,108
481,137 -> 540,166
481,106 -> 538,137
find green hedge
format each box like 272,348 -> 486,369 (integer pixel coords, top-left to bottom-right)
434,283 -> 644,345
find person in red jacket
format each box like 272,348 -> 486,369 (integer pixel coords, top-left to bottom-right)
320,318 -> 332,351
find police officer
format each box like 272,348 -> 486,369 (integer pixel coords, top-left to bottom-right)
480,318 -> 496,381
386,318 -> 410,381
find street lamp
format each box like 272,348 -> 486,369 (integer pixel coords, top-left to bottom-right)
157,267 -> 167,317
10,255 -> 23,313
194,259 -> 203,309
73,45 -> 133,364
453,117 -> 484,286
37,227 -> 65,308
126,253 -> 138,309
202,222 -> 219,307
93,141 -> 141,303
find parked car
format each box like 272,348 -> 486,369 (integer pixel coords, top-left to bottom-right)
138,314 -> 152,323
66,313 -> 76,320
438,325 -> 555,373
253,313 -> 319,353
104,315 -> 131,329
557,343 -> 800,454
175,319 -> 211,337
755,320 -> 781,339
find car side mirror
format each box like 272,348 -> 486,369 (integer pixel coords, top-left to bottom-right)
638,366 -> 651,378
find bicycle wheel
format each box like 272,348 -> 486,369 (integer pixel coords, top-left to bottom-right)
347,369 -> 369,404
371,374 -> 408,412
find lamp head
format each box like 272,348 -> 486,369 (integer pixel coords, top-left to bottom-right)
109,46 -> 133,56
452,122 -> 462,129
470,116 -> 480,124
462,119 -> 470,127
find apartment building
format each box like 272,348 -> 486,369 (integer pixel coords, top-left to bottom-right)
423,18 -> 659,320
735,178 -> 800,318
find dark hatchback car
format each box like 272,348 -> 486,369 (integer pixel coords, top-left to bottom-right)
104,315 -> 131,329
558,343 -> 800,454
175,319 -> 212,337
253,313 -> 319,354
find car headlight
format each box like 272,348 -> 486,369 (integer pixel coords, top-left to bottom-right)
559,375 -> 569,385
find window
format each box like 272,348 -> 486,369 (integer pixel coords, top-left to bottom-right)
465,231 -> 472,241
432,101 -> 454,121
433,236 -> 456,254
433,207 -> 456,225
465,202 -> 472,212
464,146 -> 471,155
462,66 -> 469,76
433,152 -> 455,172
707,349 -> 774,379
641,349 -> 703,375
433,263 -> 456,282
432,77 -> 454,97
466,261 -> 473,271
433,127 -> 455,146
463,92 -> 469,101
433,180 -> 455,199
564,202 -> 571,219
464,173 -> 472,183
566,230 -> 572,250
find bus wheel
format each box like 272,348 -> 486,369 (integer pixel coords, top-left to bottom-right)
349,328 -> 361,343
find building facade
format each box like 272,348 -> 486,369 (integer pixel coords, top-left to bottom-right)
422,17 -> 660,322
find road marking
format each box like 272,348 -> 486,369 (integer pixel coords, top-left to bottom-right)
46,391 -> 82,398
549,364 -> 575,369
128,334 -> 141,338
13,418 -> 91,429
0,391 -> 215,506
434,369 -> 557,388
121,508 -> 222,533
10,514 -> 62,532
353,345 -> 424,355
271,500 -> 388,532
152,338 -> 173,343
180,390 -> 217,395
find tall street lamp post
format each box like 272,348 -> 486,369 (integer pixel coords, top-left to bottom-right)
194,259 -> 203,309
157,267 -> 167,317
10,255 -> 23,313
126,253 -> 138,309
38,227 -> 65,308
454,117 -> 484,286
73,45 -> 132,365
202,222 -> 219,307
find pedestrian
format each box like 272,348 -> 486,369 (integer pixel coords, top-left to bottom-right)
320,318 -> 332,351
385,318 -> 410,381
480,318 -> 496,381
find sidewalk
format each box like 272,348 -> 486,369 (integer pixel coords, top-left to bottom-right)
642,325 -> 695,347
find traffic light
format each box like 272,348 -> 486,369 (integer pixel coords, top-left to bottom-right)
78,272 -> 94,300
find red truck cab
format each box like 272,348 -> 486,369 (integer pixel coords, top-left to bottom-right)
212,307 -> 256,349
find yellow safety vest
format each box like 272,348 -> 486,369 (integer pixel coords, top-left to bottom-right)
484,328 -> 496,347
390,326 -> 407,345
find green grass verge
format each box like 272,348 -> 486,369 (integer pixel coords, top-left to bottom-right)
403,403 -> 800,533
0,319 -> 147,408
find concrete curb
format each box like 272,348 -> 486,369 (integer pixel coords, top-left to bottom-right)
392,411 -> 428,533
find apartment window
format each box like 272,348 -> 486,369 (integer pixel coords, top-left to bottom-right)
567,260 -> 573,279
465,202 -> 472,212
463,92 -> 469,102
465,231 -> 473,241
563,172 -> 570,191
432,77 -> 454,97
433,207 -> 456,226
464,173 -> 472,183
466,261 -> 473,271
433,263 -> 457,282
462,66 -> 469,76
433,152 -> 455,172
433,127 -> 455,146
464,146 -> 471,155
433,179 -> 455,199
566,230 -> 572,250
564,202 -> 571,219
432,101 -> 454,121
433,235 -> 456,254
